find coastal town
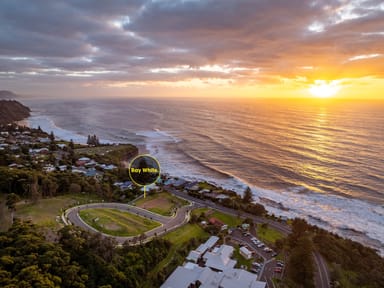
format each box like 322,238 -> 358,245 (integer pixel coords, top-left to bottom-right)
1,102 -> 383,288
0,122 -> 277,287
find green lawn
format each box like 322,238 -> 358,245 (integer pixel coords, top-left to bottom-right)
256,223 -> 284,243
143,224 -> 208,287
192,207 -> 242,227
79,208 -> 160,237
134,191 -> 189,216
191,207 -> 210,216
74,144 -> 135,156
163,223 -> 208,245
14,193 -> 103,229
198,182 -> 217,190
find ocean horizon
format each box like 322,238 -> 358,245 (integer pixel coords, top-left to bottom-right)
24,97 -> 384,255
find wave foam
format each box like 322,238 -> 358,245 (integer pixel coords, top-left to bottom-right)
27,113 -> 114,144
140,129 -> 384,256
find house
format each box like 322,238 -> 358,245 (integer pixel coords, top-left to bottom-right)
240,246 -> 253,260
241,223 -> 250,231
186,250 -> 201,263
186,236 -> 219,263
185,182 -> 199,191
85,168 -> 102,178
216,194 -> 230,201
161,262 -> 267,288
76,157 -> 91,166
199,188 -> 210,194
43,164 -> 56,172
164,178 -> 187,187
84,160 -> 98,168
57,143 -> 66,149
209,217 -> 225,228
72,167 -> 87,174
38,137 -> 51,143
99,164 -> 117,170
204,245 -> 236,272
29,148 -> 49,155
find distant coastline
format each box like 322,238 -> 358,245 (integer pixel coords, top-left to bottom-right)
0,99 -> 30,124
23,98 -> 384,256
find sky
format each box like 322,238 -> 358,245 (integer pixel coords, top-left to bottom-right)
0,0 -> 383,99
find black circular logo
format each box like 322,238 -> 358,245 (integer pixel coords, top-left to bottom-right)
129,155 -> 160,186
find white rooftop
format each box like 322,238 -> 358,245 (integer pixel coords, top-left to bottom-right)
160,265 -> 205,288
161,264 -> 266,288
205,236 -> 219,248
205,245 -> 236,272
186,250 -> 201,263
240,246 -> 253,258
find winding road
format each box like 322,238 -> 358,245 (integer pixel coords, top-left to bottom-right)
63,201 -> 194,244
63,188 -> 330,287
168,187 -> 331,288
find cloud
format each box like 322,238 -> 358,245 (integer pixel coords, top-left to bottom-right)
0,0 -> 383,95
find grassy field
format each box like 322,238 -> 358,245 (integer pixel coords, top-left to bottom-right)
192,207 -> 242,227
143,224 -> 209,287
79,208 -> 160,236
198,182 -> 217,190
163,223 -> 208,245
11,193 -> 103,229
256,223 -> 284,243
74,144 -> 135,156
134,191 -> 189,216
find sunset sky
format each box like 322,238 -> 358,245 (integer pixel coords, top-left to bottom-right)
0,0 -> 383,99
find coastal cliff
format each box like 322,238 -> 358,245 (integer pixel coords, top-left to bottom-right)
0,100 -> 30,124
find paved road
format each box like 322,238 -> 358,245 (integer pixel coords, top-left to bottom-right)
169,188 -> 331,288
169,188 -> 291,234
64,187 -> 330,287
64,201 -> 194,244
313,251 -> 331,288
231,229 -> 283,287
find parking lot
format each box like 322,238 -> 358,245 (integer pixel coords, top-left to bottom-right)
229,228 -> 285,287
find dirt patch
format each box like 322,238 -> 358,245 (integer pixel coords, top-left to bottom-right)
138,197 -> 170,210
104,222 -> 121,231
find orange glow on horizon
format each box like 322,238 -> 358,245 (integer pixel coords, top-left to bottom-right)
309,80 -> 341,98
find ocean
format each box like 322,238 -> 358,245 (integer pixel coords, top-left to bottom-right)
23,97 -> 384,255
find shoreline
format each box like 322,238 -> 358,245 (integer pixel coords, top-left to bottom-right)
22,112 -> 384,256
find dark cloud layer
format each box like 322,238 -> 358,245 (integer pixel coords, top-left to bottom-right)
0,0 -> 383,92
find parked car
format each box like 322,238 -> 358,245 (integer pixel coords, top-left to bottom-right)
252,262 -> 262,268
274,267 -> 282,273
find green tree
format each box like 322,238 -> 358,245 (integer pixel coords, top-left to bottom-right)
0,221 -> 87,288
6,193 -> 20,224
49,131 -> 55,142
242,186 -> 253,203
287,236 -> 314,288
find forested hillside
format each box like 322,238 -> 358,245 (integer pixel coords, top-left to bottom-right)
0,100 -> 30,124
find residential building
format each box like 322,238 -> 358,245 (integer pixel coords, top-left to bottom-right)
161,263 -> 267,288
240,246 -> 253,260
204,245 -> 236,272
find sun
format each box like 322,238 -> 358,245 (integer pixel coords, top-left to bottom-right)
309,80 -> 341,98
